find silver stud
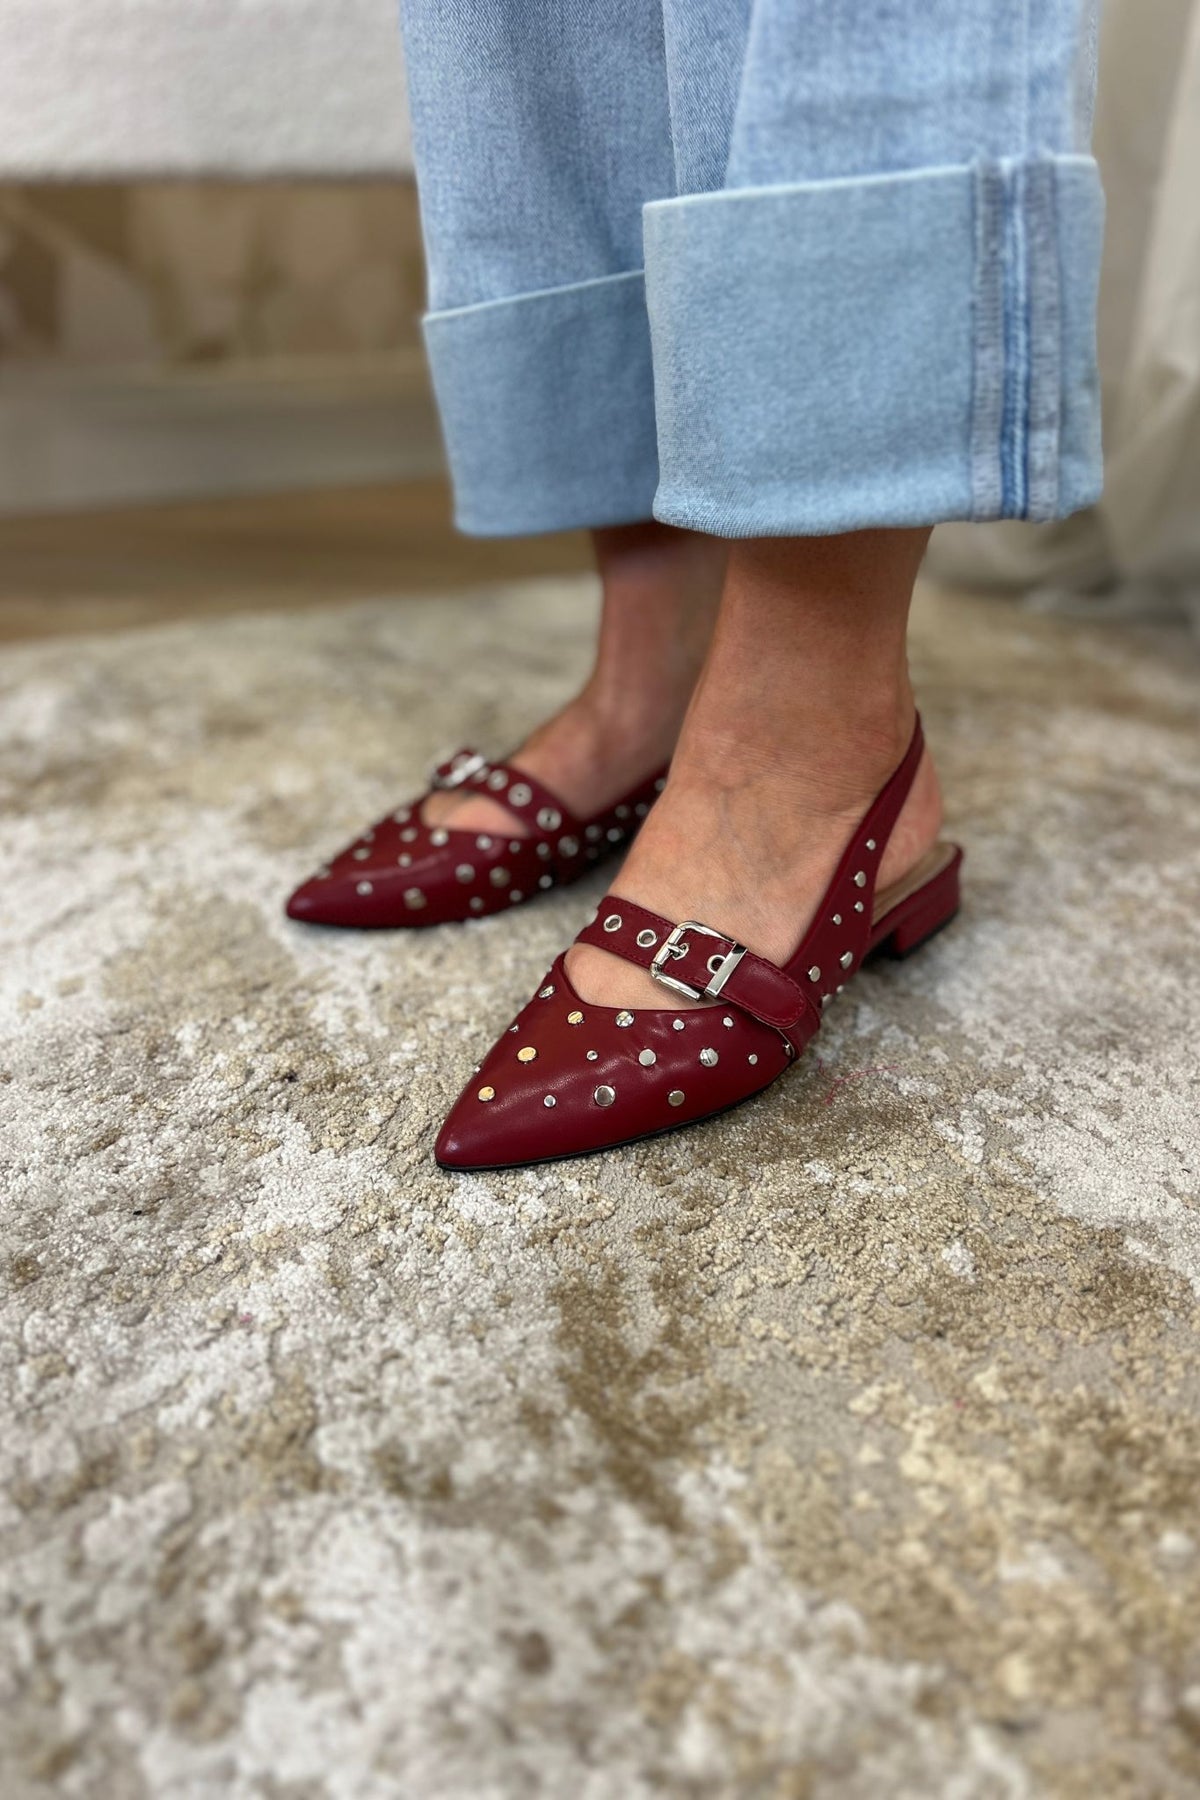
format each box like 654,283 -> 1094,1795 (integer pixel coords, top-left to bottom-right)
538,874 -> 553,889
487,770 -> 508,792
478,1086 -> 495,1102
808,966 -> 821,982
564,1009 -> 583,1025
615,805 -> 630,819
490,867 -> 510,887
832,913 -> 842,926
636,929 -> 657,949
398,853 -> 412,867
558,835 -> 580,858
603,914 -> 622,933
404,888 -> 425,909
509,840 -> 522,855
508,1024 -> 519,1033
509,783 -> 532,806
586,1050 -> 599,1062
672,1019 -> 685,1032
668,1090 -> 685,1106
635,803 -> 648,817
840,951 -> 853,970
353,847 -> 370,861
748,1054 -> 758,1066
456,864 -> 475,883
469,896 -> 485,912
585,825 -> 602,841
854,901 -> 864,913
401,827 -> 418,843
654,777 -> 666,793
430,828 -> 449,848
837,983 -> 845,994
476,835 -> 493,850
517,1046 -> 537,1063
699,1048 -> 718,1067
537,807 -> 561,831
594,1085 -> 616,1108
866,839 -> 877,851
616,1012 -> 635,1028
638,1049 -> 656,1067
607,828 -> 623,843
539,986 -> 556,999
722,1016 -> 734,1028
356,880 -> 374,896
509,890 -> 523,903
854,871 -> 866,887
393,807 -> 411,823
543,1095 -> 556,1108
536,842 -> 552,860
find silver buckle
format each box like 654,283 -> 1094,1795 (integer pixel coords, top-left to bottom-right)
650,919 -> 747,1002
431,750 -> 487,791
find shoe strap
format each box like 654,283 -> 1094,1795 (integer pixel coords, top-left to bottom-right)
430,749 -> 583,838
576,898 -> 819,1036
782,714 -> 926,1016
574,715 -> 927,1047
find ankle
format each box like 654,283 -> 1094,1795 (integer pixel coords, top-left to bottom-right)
675,681 -> 916,819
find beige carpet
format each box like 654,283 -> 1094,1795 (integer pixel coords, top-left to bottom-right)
2,577 -> 1199,1799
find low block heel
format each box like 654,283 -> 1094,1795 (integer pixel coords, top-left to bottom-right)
872,851 -> 963,961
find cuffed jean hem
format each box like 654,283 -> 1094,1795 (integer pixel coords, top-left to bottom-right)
645,156 -> 1105,539
422,270 -> 660,536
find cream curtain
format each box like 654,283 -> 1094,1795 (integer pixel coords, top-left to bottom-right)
928,0 -> 1200,615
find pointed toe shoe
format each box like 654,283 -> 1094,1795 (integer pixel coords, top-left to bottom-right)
286,749 -> 667,929
435,718 -> 962,1170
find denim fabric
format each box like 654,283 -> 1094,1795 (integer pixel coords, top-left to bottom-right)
400,0 -> 1104,538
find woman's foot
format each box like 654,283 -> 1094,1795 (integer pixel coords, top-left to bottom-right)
425,522 -> 724,838
285,523 -> 724,928
566,736 -> 942,1013
565,531 -> 942,1010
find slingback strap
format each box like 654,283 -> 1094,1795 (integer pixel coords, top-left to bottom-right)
779,714 -> 928,1029
576,897 -> 820,1037
430,748 -> 584,838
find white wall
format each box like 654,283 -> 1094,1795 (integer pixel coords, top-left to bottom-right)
0,0 -> 412,176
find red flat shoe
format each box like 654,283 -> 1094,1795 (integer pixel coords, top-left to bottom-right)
286,749 -> 667,929
435,719 -> 962,1169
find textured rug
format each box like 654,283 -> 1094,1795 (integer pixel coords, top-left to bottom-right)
2,577 -> 1199,1800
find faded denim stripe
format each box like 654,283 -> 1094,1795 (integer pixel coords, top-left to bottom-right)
970,165 -> 1008,520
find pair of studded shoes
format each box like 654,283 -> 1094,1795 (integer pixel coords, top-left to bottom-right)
287,722 -> 962,1171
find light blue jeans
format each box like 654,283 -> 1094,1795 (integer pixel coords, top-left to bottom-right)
400,1 -> 1104,540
